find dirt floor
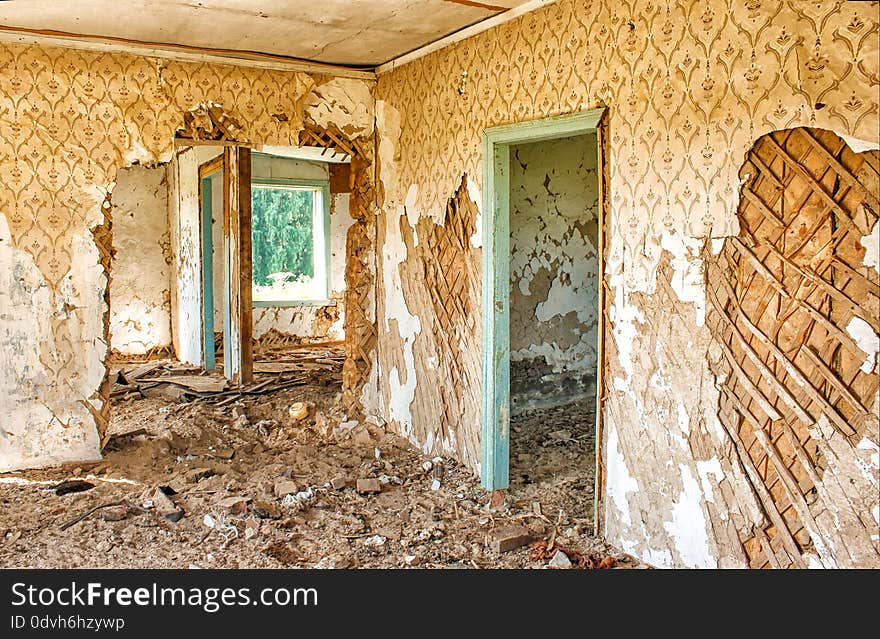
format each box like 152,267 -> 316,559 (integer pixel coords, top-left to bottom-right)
0,348 -> 639,569
510,398 -> 597,534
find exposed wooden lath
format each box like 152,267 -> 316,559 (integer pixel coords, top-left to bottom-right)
298,124 -> 362,160
707,127 -> 880,569
177,103 -> 244,142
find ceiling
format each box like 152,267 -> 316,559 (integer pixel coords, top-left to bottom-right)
0,0 -> 532,68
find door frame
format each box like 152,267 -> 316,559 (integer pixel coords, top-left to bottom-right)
198,156 -> 224,370
480,108 -> 607,495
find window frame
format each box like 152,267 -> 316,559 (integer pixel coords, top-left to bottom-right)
250,177 -> 334,307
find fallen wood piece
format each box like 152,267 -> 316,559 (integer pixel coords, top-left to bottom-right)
140,375 -> 228,393
60,501 -> 125,530
118,361 -> 165,385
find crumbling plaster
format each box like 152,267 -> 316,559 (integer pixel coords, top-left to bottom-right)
374,0 -> 880,567
109,164 -> 172,356
509,134 -> 600,391
0,41 -> 377,471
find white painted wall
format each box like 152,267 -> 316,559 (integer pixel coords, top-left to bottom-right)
109,165 -> 171,355
509,134 -> 600,380
169,145 -> 223,365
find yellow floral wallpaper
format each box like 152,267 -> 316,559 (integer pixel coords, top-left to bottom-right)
0,42 -> 316,471
374,0 -> 879,566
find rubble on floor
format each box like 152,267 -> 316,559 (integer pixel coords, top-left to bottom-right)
510,397 -> 597,533
0,347 -> 640,569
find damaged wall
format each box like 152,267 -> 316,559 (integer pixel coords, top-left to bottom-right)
109,164 -> 172,357
374,0 -> 880,567
169,145 -> 223,365
0,42 -> 377,471
509,134 -> 600,409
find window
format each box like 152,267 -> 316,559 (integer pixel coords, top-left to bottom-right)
250,179 -> 330,304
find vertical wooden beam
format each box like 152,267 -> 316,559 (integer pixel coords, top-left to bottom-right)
594,114 -> 610,537
481,139 -> 511,491
222,146 -> 253,385
199,175 -> 216,370
238,147 -> 253,385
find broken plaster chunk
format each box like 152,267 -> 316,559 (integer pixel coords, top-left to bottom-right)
356,478 -> 382,494
288,402 -> 309,421
330,476 -> 348,490
363,535 -> 387,547
489,525 -> 532,553
403,554 -> 421,566
548,549 -> 573,569
273,478 -> 299,499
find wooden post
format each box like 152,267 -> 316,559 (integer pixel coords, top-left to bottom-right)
222,146 -> 253,385
594,114 -> 609,537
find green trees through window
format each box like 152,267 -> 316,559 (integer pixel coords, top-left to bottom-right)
251,186 -> 315,288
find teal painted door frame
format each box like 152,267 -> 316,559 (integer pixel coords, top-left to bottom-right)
200,172 -> 220,371
480,108 -> 606,490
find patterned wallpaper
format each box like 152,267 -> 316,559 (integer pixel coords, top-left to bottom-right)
0,44 -> 313,285
374,0 -> 879,565
0,42 -> 317,470
378,0 -> 878,283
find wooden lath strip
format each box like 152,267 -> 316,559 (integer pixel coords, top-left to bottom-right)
726,391 -> 826,554
709,284 -> 808,423
798,345 -> 869,415
742,187 -> 785,227
805,265 -> 880,333
716,275 -> 856,436
714,325 -> 783,421
798,128 -> 880,214
761,240 -> 880,333
830,256 -> 880,296
764,135 -> 869,237
729,237 -> 790,298
748,151 -> 784,190
719,405 -> 804,567
754,525 -> 784,569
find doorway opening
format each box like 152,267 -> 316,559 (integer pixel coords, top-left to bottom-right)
481,109 -> 608,532
198,147 -> 354,377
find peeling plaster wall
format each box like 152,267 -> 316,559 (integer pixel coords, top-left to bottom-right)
375,0 -> 880,567
509,134 -> 599,407
169,145 -> 222,365
0,41 -> 376,471
109,164 -> 172,356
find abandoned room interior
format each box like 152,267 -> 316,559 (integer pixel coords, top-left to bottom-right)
0,0 -> 878,570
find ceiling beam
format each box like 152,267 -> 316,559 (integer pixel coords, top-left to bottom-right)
375,0 -> 557,75
0,26 -> 376,80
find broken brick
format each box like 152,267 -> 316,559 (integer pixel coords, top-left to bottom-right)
356,478 -> 382,494
489,525 -> 532,553
185,467 -> 214,484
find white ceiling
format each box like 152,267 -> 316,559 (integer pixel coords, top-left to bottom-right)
0,0 -> 531,67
